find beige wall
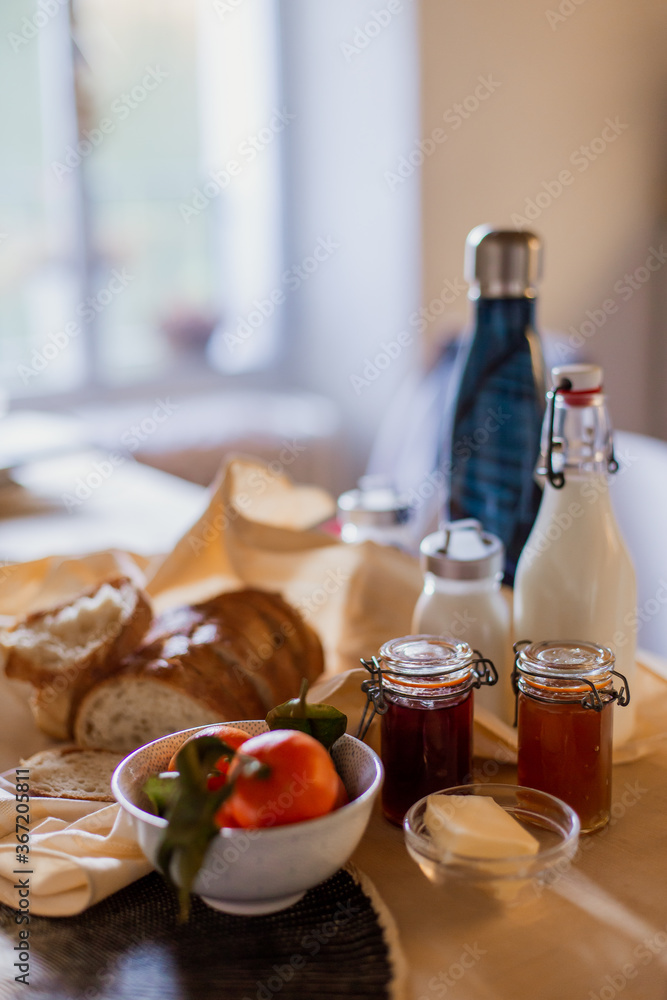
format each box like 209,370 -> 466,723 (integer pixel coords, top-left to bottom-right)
419,0 -> 667,435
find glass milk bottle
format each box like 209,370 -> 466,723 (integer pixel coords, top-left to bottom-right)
412,520 -> 513,724
514,363 -> 636,745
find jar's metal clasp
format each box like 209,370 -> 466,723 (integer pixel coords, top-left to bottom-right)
581,669 -> 630,711
513,638 -> 632,715
472,650 -> 498,689
357,656 -> 388,742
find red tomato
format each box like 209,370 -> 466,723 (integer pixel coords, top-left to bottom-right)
214,801 -> 241,828
167,724 -> 249,781
226,730 -> 339,828
333,774 -> 349,810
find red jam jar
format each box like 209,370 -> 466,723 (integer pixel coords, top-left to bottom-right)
514,640 -> 630,833
375,635 -> 497,825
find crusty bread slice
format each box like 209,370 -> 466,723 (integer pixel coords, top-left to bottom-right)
20,746 -> 124,802
74,676 -> 226,752
2,577 -> 152,740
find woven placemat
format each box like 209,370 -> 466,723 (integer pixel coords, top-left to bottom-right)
0,866 -> 406,1000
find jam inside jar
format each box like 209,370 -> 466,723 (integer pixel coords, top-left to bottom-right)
514,640 -> 629,834
375,635 -> 497,826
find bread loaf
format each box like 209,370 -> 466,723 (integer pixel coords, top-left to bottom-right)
73,588 -> 324,751
1,577 -> 152,740
2,581 -> 325,753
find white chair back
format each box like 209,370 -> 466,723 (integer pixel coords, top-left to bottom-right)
611,430 -> 667,658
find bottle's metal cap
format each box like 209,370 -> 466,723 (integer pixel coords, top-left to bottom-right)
465,225 -> 543,299
419,519 -> 504,580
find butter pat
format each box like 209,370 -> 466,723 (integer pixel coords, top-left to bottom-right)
424,794 -> 539,860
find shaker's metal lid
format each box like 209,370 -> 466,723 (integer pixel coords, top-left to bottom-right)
419,519 -> 504,580
337,483 -> 412,528
465,225 -> 542,299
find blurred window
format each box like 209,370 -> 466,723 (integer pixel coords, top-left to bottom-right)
0,0 -> 284,399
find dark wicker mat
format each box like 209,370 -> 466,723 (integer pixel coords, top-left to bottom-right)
0,868 -> 400,1000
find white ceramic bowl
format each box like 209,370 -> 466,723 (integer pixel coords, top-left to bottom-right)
404,783 -> 580,905
112,721 -> 383,915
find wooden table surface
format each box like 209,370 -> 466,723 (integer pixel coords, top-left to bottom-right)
353,751 -> 667,1000
2,455 -> 667,999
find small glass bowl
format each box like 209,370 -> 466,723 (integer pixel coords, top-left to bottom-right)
403,783 -> 580,905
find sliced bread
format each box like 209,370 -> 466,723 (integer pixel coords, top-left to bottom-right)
2,577 -> 152,740
74,676 -> 227,752
20,746 -> 125,802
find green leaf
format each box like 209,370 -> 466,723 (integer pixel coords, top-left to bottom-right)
144,734 -> 239,921
143,774 -> 180,818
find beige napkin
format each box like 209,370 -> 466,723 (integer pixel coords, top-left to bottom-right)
0,792 -> 151,916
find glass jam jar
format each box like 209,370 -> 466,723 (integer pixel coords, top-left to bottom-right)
364,635 -> 497,826
514,640 -> 630,833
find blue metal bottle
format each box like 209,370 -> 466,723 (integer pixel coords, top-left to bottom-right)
448,227 -> 546,584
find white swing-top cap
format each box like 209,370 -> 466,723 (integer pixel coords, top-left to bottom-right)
551,363 -> 603,392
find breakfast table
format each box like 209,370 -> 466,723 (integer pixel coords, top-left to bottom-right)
0,452 -> 666,999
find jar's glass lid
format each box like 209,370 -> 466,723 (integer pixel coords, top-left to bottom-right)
516,640 -> 615,680
380,634 -> 474,676
337,482 -> 412,527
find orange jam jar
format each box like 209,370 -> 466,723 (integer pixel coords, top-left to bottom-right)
363,636 -> 497,826
514,640 -> 630,833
